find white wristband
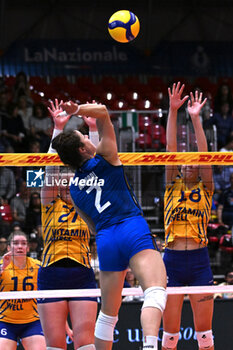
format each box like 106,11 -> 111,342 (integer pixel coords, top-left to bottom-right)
60,106 -> 81,117
89,131 -> 99,147
66,102 -> 80,115
52,128 -> 62,139
48,128 -> 62,153
74,105 -> 80,114
59,111 -> 68,117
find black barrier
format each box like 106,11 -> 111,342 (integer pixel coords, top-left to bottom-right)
17,299 -> 232,349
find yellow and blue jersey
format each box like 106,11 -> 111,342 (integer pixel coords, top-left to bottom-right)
41,197 -> 91,268
0,257 -> 40,324
164,176 -> 213,247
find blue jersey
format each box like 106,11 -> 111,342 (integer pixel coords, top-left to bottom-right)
70,155 -> 142,232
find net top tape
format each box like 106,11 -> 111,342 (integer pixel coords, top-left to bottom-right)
0,285 -> 232,300
0,152 -> 233,166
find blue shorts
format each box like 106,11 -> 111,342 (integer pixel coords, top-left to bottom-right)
37,264 -> 97,303
163,247 -> 213,287
96,216 -> 155,271
0,320 -> 43,341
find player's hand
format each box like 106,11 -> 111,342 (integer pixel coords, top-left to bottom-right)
2,251 -> 12,270
168,82 -> 189,111
65,322 -> 73,341
60,101 -> 79,116
188,91 -> 207,119
83,100 -> 98,131
83,116 -> 97,131
48,99 -> 71,130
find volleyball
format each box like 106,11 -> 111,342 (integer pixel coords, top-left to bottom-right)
108,10 -> 140,43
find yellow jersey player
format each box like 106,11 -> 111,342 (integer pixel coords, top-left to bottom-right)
162,83 -> 215,350
41,190 -> 91,268
0,231 -> 46,350
164,176 -> 212,247
37,99 -> 97,350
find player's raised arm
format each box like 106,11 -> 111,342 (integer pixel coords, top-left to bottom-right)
83,109 -> 99,147
60,101 -> 120,165
188,91 -> 214,191
166,82 -> 189,184
41,99 -> 71,206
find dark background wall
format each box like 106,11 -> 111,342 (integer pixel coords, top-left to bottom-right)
1,0 -> 233,77
1,0 -> 233,52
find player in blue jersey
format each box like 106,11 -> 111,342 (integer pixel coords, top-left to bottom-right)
52,100 -> 167,350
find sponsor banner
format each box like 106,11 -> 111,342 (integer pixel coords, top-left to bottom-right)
0,154 -> 61,166
16,299 -> 233,349
151,41 -> 233,76
119,152 -> 233,165
1,152 -> 233,166
1,39 -> 145,76
1,40 -> 233,76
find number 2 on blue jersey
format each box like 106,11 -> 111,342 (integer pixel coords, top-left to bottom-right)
86,186 -> 111,213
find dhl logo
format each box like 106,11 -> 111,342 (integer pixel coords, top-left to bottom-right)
0,153 -> 233,166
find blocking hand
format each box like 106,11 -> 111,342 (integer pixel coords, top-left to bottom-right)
168,82 -> 189,111
188,91 -> 207,119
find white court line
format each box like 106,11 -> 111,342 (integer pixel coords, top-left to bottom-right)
0,285 -> 232,300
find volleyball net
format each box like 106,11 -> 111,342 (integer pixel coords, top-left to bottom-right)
0,152 -> 233,300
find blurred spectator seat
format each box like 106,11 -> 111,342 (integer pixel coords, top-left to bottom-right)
150,124 -> 166,150
219,234 -> 233,253
109,98 -> 128,110
99,76 -> 119,92
139,115 -> 152,133
64,83 -> 80,99
136,133 -> 152,149
123,76 -> 142,91
207,223 -> 221,249
189,132 -> 197,148
144,91 -> 164,108
98,91 -> 116,108
30,91 -> 44,104
193,77 -> 217,96
177,125 -> 187,141
55,91 -> 69,101
42,84 -> 58,101
136,98 -> 154,110
177,142 -> 188,152
172,77 -> 191,90
113,84 -> 128,99
90,84 -> 105,101
136,83 -> 152,96
138,117 -> 166,150
29,76 -> 47,90
147,76 -> 166,93
76,76 -> 94,92
75,91 -> 92,104
125,91 -> 140,107
0,203 -> 13,223
50,76 -> 69,89
151,110 -> 164,122
5,76 -> 16,88
217,77 -> 233,90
